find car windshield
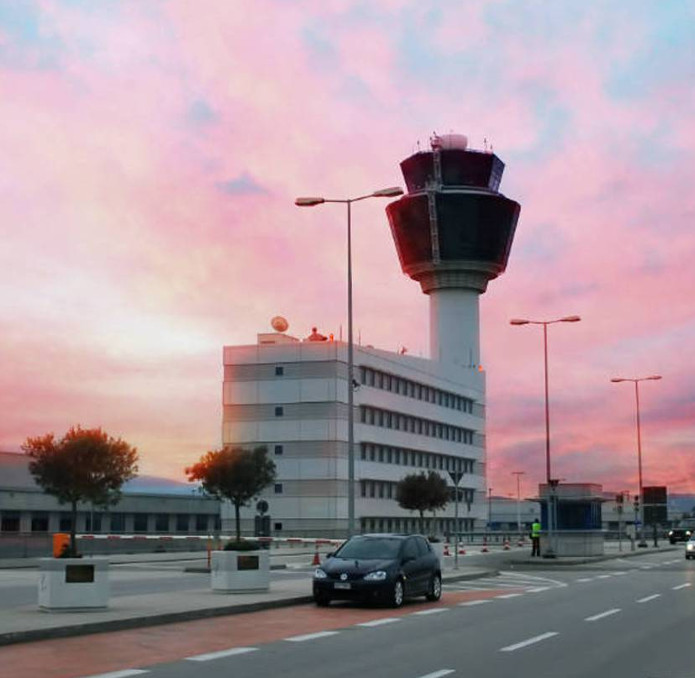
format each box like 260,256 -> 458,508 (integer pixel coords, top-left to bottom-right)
335,537 -> 402,560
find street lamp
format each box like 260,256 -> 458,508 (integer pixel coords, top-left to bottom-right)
512,471 -> 525,539
510,315 -> 581,558
610,375 -> 662,548
295,186 -> 403,537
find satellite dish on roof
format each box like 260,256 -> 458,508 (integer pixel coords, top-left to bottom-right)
271,316 -> 289,332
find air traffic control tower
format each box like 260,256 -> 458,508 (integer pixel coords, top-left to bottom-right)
386,134 -> 520,367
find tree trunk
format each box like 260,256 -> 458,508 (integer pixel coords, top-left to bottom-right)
234,501 -> 241,542
70,500 -> 77,556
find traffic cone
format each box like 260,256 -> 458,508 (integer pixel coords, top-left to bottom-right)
503,539 -> 511,550
311,545 -> 321,566
458,546 -> 466,555
517,538 -> 524,547
443,542 -> 451,557
481,538 -> 489,553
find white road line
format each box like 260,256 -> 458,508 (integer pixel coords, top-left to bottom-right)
500,632 -> 559,652
596,575 -> 612,579
412,608 -> 450,616
285,631 -> 340,642
416,670 -> 455,678
585,608 -> 621,622
527,587 -> 550,593
576,578 -> 593,582
496,593 -> 524,599
673,583 -> 691,590
80,672 -> 149,678
613,571 -> 628,576
459,600 -> 491,606
356,617 -> 400,627
186,647 -> 258,662
637,594 -> 661,603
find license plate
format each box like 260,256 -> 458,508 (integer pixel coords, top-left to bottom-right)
334,582 -> 351,590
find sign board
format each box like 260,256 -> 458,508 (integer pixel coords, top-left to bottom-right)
448,471 -> 464,486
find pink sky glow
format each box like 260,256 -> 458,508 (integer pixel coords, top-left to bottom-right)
1,1 -> 693,498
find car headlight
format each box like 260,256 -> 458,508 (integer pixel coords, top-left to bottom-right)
669,531 -> 674,536
314,568 -> 328,579
687,531 -> 692,536
687,543 -> 694,551
363,570 -> 388,581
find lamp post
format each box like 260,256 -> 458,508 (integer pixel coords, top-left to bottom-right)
610,375 -> 662,548
510,315 -> 581,558
512,471 -> 525,539
295,186 -> 403,537
487,487 -> 493,533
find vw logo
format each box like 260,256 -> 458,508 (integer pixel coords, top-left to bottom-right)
340,573 -> 348,581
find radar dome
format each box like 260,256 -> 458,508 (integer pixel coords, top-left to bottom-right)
271,316 -> 289,332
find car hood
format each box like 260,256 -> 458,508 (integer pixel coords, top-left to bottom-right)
322,557 -> 395,575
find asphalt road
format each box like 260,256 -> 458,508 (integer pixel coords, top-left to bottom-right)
9,549 -> 687,678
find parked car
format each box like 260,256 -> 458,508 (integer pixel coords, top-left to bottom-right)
685,534 -> 695,560
312,534 -> 442,608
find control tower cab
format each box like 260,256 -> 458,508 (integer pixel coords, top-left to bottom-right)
386,133 -> 520,368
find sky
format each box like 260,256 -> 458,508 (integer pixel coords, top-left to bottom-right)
1,0 -> 693,499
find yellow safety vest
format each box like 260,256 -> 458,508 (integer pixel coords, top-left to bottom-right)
531,522 -> 541,537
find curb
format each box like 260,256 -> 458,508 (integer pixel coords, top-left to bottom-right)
0,569 -> 497,647
507,545 -> 679,567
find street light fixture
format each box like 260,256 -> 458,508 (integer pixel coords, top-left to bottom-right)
610,375 -> 662,548
510,314 -> 581,558
295,186 -> 404,537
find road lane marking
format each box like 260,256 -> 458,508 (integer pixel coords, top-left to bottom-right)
596,575 -> 611,579
285,631 -> 340,642
637,594 -> 661,603
673,583 -> 691,590
186,647 -> 258,661
613,571 -> 628,576
80,672 -> 149,678
576,578 -> 593,582
412,608 -> 450,615
357,617 -> 400,627
459,600 -> 491,606
500,632 -> 559,652
416,671 -> 455,678
496,593 -> 524,599
527,587 -> 550,593
585,608 -> 621,622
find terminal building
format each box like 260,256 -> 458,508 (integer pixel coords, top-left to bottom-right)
222,133 -> 521,537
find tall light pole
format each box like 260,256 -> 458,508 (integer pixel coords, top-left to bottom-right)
488,487 -> 493,532
510,315 -> 581,558
295,186 -> 403,537
512,471 -> 525,538
610,375 -> 662,548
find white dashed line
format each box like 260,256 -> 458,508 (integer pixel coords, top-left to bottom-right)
186,647 -> 257,661
496,593 -> 524,599
356,617 -> 400,627
613,571 -> 628,576
412,608 -> 450,616
80,672 -> 149,678
285,631 -> 340,642
585,608 -> 621,622
636,594 -> 661,603
416,670 -> 455,678
459,600 -> 491,606
527,587 -> 550,593
500,632 -> 559,652
673,583 -> 691,590
596,575 -> 611,579
576,578 -> 593,583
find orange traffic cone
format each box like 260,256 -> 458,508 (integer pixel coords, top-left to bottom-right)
458,546 -> 466,555
503,539 -> 511,550
481,538 -> 489,553
311,546 -> 321,566
443,542 -> 451,557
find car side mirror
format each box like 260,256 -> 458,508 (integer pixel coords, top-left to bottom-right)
326,552 -> 334,559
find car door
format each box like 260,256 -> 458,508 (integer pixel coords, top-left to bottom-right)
400,538 -> 420,596
413,536 -> 434,593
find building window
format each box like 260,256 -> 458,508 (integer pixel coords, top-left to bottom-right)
111,513 -> 126,532
195,514 -> 209,532
59,514 -> 72,532
274,483 -> 283,494
1,512 -> 20,532
274,444 -> 283,455
133,514 -> 148,532
85,513 -> 102,532
275,365 -> 284,376
274,406 -> 284,417
155,514 -> 169,532
274,522 -> 283,531
31,512 -> 49,533
175,514 -> 189,532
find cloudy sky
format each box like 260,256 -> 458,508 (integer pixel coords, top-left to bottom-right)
1,0 -> 693,498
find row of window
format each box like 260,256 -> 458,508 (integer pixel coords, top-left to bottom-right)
359,366 -> 474,413
360,406 -> 475,444
361,442 -> 475,473
0,512 -> 219,533
361,479 -> 475,503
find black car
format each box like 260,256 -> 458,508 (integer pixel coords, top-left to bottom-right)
312,534 -> 442,608
668,521 -> 695,544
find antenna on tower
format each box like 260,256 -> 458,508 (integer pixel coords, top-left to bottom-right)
483,137 -> 488,152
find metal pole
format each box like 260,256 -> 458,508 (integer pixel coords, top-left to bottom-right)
454,481 -> 459,570
347,200 -> 355,538
635,380 -> 646,547
542,323 -> 556,558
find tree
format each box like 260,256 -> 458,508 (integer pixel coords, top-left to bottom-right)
395,471 -> 450,534
22,426 -> 138,556
185,446 -> 276,543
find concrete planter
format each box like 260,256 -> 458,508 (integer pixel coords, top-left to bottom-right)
38,558 -> 109,610
211,549 -> 270,592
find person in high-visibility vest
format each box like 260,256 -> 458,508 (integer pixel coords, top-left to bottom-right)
531,520 -> 541,557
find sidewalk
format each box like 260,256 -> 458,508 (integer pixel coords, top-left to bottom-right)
0,551 -> 496,647
505,541 -> 680,566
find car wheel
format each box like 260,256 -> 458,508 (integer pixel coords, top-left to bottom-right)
314,593 -> 331,607
389,579 -> 404,608
426,573 -> 442,601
